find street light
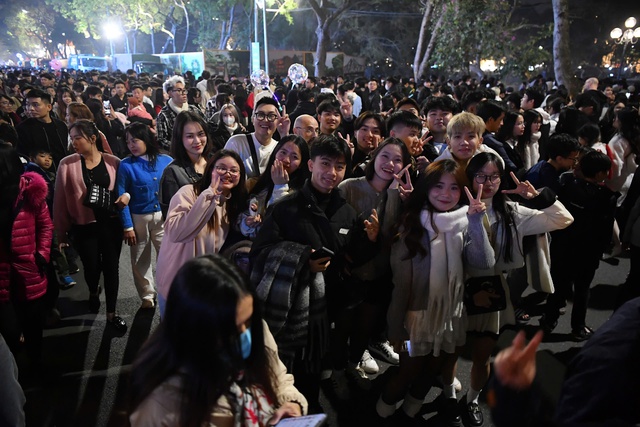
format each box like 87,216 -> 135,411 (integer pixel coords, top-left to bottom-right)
103,22 -> 122,56
610,16 -> 640,78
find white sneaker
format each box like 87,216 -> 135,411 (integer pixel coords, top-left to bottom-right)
453,376 -> 462,392
359,350 -> 379,374
346,364 -> 372,391
330,369 -> 351,400
369,340 -> 400,365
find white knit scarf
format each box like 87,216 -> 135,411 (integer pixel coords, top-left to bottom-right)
420,206 -> 468,337
168,99 -> 189,115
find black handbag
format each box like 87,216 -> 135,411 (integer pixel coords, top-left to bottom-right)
84,182 -> 118,214
464,275 -> 507,315
81,157 -> 118,214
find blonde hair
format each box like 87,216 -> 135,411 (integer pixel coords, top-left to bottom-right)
446,111 -> 485,138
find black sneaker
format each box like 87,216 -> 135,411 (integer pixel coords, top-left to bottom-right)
461,396 -> 484,426
440,398 -> 463,427
539,315 -> 557,335
571,326 -> 594,342
68,260 -> 80,274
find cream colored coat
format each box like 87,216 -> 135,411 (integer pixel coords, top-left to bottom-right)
129,321 -> 308,427
155,185 -> 230,299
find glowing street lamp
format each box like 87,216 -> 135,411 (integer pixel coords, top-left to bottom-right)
103,22 -> 122,56
610,16 -> 640,78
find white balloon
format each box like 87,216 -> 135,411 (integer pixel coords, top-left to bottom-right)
288,63 -> 309,85
250,69 -> 270,88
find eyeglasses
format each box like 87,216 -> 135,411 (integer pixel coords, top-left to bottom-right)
172,89 -> 187,94
474,174 -> 501,184
295,126 -> 319,134
566,156 -> 579,164
254,112 -> 279,122
215,166 -> 241,176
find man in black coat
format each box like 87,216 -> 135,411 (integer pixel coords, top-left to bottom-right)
16,89 -> 68,172
251,135 -> 378,409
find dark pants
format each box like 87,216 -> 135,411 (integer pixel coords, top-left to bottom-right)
546,248 -> 599,330
72,218 -> 123,313
0,297 -> 46,365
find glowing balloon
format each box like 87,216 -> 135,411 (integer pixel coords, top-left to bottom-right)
250,69 -> 270,88
288,63 -> 309,85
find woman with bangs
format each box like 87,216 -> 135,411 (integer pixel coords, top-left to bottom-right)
117,123 -> 172,309
238,135 -> 310,239
329,138 -> 412,392
130,254 -> 307,427
456,152 -> 572,426
156,150 -> 248,316
211,103 -> 247,152
377,159 -> 494,424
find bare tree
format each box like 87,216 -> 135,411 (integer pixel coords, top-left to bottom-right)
307,0 -> 358,77
552,0 -> 574,95
413,0 -> 445,81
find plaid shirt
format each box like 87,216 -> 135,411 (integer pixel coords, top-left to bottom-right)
156,103 -> 205,151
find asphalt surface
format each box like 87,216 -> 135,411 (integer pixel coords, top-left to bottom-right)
16,249 -> 629,427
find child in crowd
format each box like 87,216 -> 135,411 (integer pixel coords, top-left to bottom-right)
26,149 -> 76,290
377,159 -> 494,425
128,96 -> 155,130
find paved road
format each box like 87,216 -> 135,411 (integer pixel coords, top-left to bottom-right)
17,249 -> 629,426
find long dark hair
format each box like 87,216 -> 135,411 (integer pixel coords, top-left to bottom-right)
129,254 -> 278,427
171,111 -> 213,165
193,150 -> 247,226
251,135 -> 310,208
495,111 -> 522,144
363,137 -> 411,182
465,152 -> 517,262
125,122 -> 161,167
616,107 -> 640,155
85,98 -> 110,136
397,159 -> 460,259
516,109 -> 542,160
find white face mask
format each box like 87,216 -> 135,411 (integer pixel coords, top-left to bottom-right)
223,116 -> 235,126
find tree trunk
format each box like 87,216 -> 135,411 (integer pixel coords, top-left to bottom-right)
552,0 -> 574,95
308,0 -> 355,77
219,5 -> 236,50
413,0 -> 434,81
315,23 -> 330,77
132,29 -> 138,54
416,8 -> 444,81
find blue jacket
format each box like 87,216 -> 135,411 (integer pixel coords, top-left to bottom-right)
117,154 -> 173,229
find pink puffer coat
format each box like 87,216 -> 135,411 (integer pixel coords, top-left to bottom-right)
0,172 -> 53,302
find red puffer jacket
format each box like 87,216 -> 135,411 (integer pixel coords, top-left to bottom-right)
0,172 -> 53,303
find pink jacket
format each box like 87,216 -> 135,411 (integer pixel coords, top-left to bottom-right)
155,185 -> 230,299
53,153 -> 120,244
0,172 -> 53,302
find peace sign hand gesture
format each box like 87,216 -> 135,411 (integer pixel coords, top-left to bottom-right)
501,171 -> 539,199
393,164 -> 413,201
465,184 -> 486,215
276,105 -> 290,137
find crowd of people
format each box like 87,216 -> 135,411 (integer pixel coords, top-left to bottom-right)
0,66 -> 639,427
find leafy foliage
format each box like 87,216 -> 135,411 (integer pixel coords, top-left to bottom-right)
429,0 -> 549,78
